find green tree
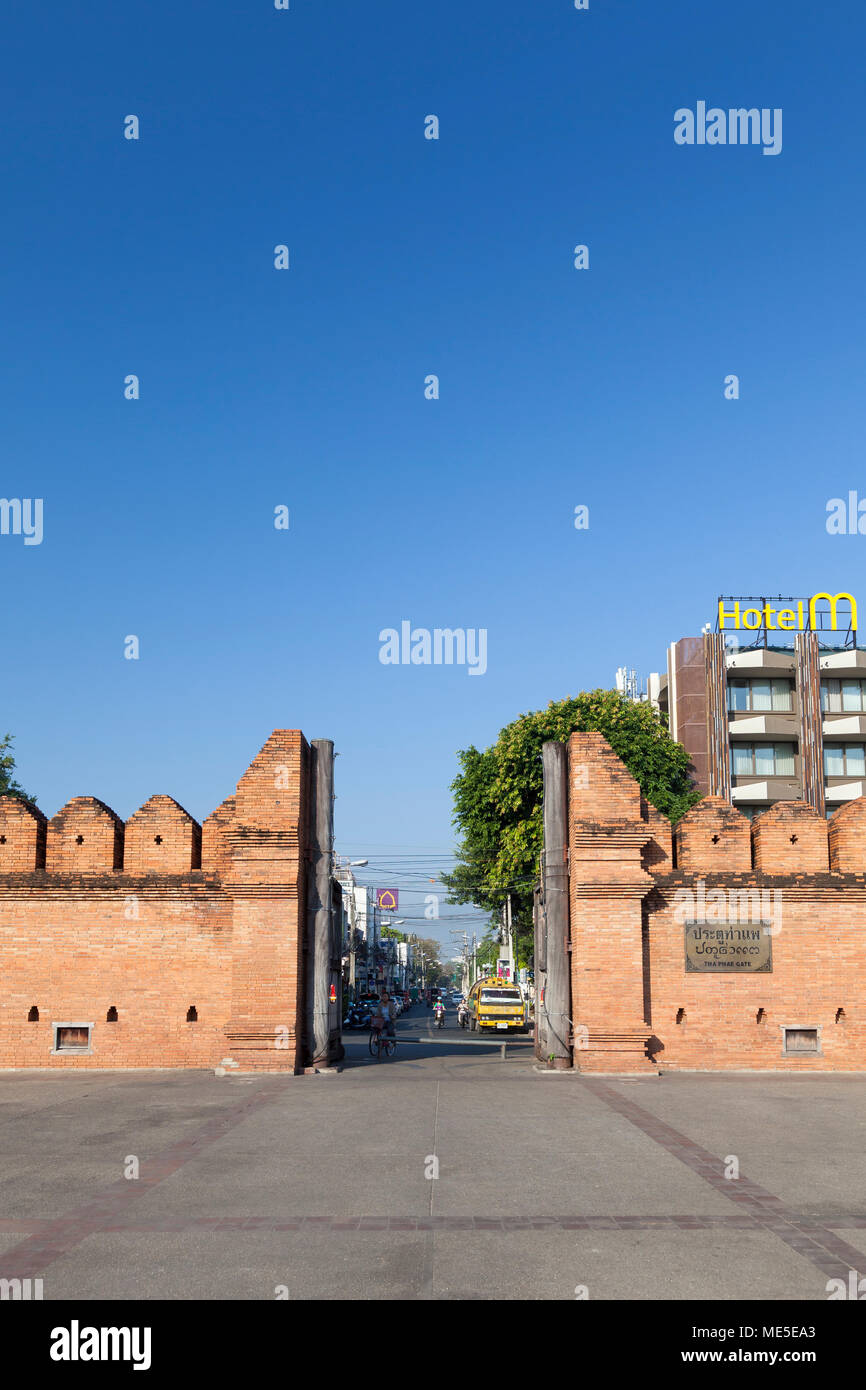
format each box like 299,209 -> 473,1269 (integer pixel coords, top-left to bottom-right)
443,690 -> 699,965
0,734 -> 35,805
415,936 -> 450,986
474,931 -> 500,975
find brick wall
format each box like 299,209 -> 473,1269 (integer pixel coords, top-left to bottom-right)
567,732 -> 866,1072
0,730 -> 310,1072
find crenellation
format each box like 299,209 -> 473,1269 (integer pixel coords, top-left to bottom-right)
46,797 -> 124,874
0,796 -> 47,873
0,731 -> 310,1072
565,733 -> 866,1072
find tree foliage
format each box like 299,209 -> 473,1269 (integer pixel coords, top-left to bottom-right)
0,734 -> 35,805
443,690 -> 699,962
413,935 -> 450,985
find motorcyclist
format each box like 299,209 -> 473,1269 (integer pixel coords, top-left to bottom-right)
457,1000 -> 469,1029
434,1000 -> 446,1028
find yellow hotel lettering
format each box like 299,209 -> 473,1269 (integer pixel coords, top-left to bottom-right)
717,593 -> 858,632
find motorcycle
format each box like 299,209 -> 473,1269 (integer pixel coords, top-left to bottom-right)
434,1006 -> 446,1029
345,1004 -> 372,1030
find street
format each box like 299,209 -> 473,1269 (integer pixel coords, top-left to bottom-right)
342,998 -> 533,1063
1,999 -> 865,1300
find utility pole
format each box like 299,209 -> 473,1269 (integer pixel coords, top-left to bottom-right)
541,741 -> 571,1068
506,893 -> 515,982
305,739 -> 335,1068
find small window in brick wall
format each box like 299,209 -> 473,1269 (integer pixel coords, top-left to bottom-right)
756,1008 -> 766,1024
186,1005 -> 198,1023
52,1023 -> 92,1054
154,835 -> 162,845
106,1007 -> 118,1023
0,835 -> 6,844
28,1005 -> 39,1022
836,1008 -> 846,1023
676,1008 -> 686,1024
782,1027 -> 820,1055
75,835 -> 84,845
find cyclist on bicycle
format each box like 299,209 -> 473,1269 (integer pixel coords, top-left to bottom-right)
375,991 -> 397,1040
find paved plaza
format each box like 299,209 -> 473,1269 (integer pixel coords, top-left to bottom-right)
1,1014 -> 865,1301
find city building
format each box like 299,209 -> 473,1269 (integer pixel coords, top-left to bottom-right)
655,594 -> 862,819
334,871 -> 380,999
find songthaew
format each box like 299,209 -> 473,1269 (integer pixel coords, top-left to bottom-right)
465,976 -> 528,1035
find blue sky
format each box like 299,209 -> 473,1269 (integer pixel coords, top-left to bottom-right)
1,1 -> 864,947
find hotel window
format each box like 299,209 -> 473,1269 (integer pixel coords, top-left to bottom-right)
730,743 -> 796,777
823,743 -> 866,777
821,678 -> 866,713
727,678 -> 793,712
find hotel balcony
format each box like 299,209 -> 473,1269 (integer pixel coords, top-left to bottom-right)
726,649 -> 796,674
822,714 -> 866,737
825,780 -> 866,804
728,714 -> 797,738
730,779 -> 800,806
819,650 -> 866,676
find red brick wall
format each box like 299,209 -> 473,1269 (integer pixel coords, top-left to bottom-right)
567,732 -> 866,1072
675,796 -> 751,874
752,801 -> 829,875
124,796 -> 201,874
567,736 -> 655,1071
643,888 -> 866,1071
0,731 -> 310,1072
46,797 -> 124,873
829,799 -> 866,872
0,797 -> 46,872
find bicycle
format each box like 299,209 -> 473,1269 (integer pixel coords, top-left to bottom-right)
369,1025 -> 396,1060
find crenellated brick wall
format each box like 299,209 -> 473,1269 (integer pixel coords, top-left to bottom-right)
566,732 -> 866,1073
0,730 -> 310,1072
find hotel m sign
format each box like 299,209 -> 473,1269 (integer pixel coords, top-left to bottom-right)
685,924 -> 773,973
717,592 -> 857,633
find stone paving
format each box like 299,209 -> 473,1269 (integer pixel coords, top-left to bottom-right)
1,1010 -> 864,1299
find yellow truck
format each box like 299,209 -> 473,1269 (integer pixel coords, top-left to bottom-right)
466,976 -> 527,1034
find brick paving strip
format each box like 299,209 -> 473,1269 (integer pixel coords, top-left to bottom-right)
1,1213 -> 864,1234
0,1075 -> 864,1286
579,1078 -> 866,1284
0,1081 -> 293,1280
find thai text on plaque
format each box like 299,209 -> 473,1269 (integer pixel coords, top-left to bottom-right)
684,922 -> 773,973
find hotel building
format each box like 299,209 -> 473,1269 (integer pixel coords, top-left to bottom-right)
655,594 -> 864,819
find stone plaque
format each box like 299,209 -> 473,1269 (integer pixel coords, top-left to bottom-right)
684,922 -> 773,973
